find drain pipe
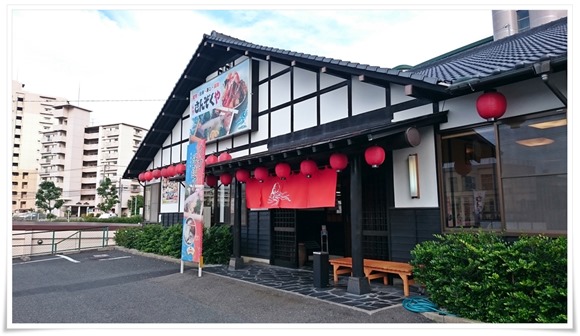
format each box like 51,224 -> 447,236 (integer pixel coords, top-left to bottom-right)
533,60 -> 567,106
539,73 -> 567,106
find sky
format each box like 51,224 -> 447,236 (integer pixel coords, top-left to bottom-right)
5,6 -> 502,129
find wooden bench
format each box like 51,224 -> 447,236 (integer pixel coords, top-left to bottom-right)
328,257 -> 415,297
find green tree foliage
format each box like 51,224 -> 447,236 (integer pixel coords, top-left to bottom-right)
35,181 -> 64,219
97,177 -> 119,213
410,232 -> 567,323
127,195 -> 144,216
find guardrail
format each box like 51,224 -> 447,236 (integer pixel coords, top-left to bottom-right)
12,226 -> 116,258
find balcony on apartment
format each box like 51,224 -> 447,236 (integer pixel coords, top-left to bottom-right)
51,123 -> 68,132
83,153 -> 98,161
84,142 -> 99,151
103,152 -> 119,160
81,177 -> 97,184
104,128 -> 120,137
84,132 -> 99,140
80,188 -> 96,196
52,146 -> 66,155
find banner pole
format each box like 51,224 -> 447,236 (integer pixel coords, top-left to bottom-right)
180,260 -> 184,274
198,256 -> 203,277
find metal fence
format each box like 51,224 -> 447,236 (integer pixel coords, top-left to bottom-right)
12,227 -> 116,258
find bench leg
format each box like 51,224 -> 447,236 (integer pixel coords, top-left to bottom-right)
401,274 -> 410,297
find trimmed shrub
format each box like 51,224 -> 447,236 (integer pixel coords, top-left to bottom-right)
202,225 -> 233,265
410,232 -> 567,323
114,223 -> 233,265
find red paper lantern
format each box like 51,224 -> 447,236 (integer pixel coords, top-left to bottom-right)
152,169 -> 161,179
144,171 -> 153,181
138,172 -> 145,181
176,163 -> 186,175
275,162 -> 291,180
300,159 -> 318,178
254,167 -> 269,182
235,169 -> 250,183
167,165 -> 176,177
220,173 -> 233,186
365,145 -> 385,168
161,167 -> 168,178
476,90 -> 507,121
329,153 -> 348,172
218,152 -> 232,162
206,174 -> 218,187
205,154 -> 218,165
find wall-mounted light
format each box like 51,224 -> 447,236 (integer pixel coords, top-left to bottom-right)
408,154 -> 420,199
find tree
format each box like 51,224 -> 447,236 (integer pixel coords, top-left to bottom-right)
127,195 -> 144,216
97,177 -> 119,213
35,181 -> 64,219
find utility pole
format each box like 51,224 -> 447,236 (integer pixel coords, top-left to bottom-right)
118,178 -> 122,216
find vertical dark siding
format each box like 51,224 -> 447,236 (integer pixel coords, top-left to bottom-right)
160,212 -> 183,227
389,208 -> 441,262
242,210 -> 271,259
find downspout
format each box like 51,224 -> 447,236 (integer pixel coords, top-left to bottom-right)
539,73 -> 567,106
533,60 -> 567,106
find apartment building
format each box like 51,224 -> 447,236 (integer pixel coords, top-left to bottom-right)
83,123 -> 147,216
11,80 -> 67,213
12,80 -> 148,217
492,10 -> 567,40
40,118 -> 147,217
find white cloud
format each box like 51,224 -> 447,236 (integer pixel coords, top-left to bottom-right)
10,8 -> 493,130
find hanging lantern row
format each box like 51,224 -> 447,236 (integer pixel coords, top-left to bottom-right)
365,145 -> 385,168
275,162 -> 291,180
205,151 -> 232,166
329,153 -> 348,172
476,89 -> 507,121
137,162 -> 186,182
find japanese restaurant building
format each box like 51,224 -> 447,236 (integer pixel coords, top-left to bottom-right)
123,17 -> 567,277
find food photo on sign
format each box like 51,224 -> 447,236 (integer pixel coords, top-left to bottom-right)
189,60 -> 250,142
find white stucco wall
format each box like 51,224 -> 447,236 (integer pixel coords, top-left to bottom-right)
393,126 -> 439,208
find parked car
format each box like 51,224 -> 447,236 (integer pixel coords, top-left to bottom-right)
99,212 -> 118,219
12,212 -> 45,220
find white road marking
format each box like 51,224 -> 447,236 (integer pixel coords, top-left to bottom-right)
99,256 -> 132,261
13,257 -> 62,265
56,254 -> 80,263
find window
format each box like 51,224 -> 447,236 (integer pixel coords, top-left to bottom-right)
498,113 -> 567,233
516,10 -> 530,33
441,125 -> 499,229
440,110 -> 566,234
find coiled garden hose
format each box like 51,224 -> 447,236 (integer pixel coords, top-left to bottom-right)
402,297 -> 456,316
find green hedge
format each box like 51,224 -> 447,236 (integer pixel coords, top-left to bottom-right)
83,215 -> 144,223
114,223 -> 233,264
410,232 -> 567,323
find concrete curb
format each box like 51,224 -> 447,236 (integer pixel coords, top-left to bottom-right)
421,312 -> 483,323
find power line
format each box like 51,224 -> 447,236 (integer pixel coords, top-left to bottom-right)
12,98 -> 189,103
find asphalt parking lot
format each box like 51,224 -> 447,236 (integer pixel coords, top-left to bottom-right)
11,249 -> 434,326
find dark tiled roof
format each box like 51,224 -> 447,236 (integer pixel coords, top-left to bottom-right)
206,31 -> 444,86
407,17 -> 567,86
123,18 -> 567,179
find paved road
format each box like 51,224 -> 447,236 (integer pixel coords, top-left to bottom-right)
11,249 -> 434,325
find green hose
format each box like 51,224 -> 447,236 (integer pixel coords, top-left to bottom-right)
402,297 -> 456,316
